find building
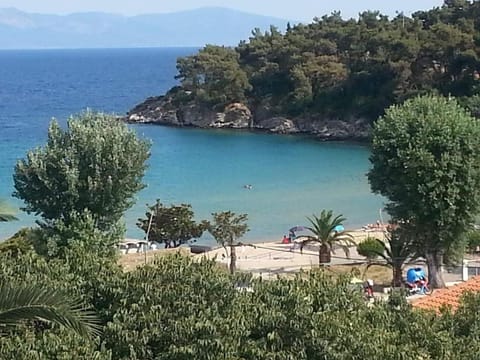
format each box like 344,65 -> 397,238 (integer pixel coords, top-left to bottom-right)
412,276 -> 480,313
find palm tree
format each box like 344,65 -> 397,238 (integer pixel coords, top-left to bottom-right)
0,199 -> 18,222
364,228 -> 416,287
0,282 -> 101,338
301,210 -> 355,265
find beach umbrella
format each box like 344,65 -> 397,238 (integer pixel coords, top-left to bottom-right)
333,225 -> 345,232
289,226 -> 307,233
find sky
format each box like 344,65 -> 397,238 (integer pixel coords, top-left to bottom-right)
0,0 -> 445,21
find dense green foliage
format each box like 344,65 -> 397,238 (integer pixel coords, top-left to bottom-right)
0,282 -> 100,338
137,200 -> 207,248
172,1 -> 480,122
357,237 -> 384,260
176,45 -> 252,108
2,245 -> 480,359
368,95 -> 480,288
13,111 -> 151,232
466,229 -> 480,253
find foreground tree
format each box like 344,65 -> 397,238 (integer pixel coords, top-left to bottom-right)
4,244 -> 480,358
137,201 -> 206,248
13,111 -> 151,231
301,210 -> 354,264
0,282 -> 100,338
208,211 -> 249,273
368,95 -> 480,288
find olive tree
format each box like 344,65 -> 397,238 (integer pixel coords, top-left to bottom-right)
13,111 -> 150,232
207,211 -> 249,274
368,95 -> 480,288
137,201 -> 206,248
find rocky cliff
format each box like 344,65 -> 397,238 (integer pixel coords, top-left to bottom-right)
125,96 -> 371,141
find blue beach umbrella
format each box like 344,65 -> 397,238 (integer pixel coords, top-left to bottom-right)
333,225 -> 345,232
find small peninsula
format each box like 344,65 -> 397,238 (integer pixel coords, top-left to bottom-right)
127,2 -> 480,140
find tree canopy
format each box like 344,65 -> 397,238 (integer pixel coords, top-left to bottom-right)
170,1 -> 480,122
137,200 -> 206,248
368,95 -> 480,287
175,45 -> 252,108
2,244 -> 480,359
208,211 -> 249,273
13,111 -> 151,232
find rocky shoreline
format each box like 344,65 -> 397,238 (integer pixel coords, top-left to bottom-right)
125,95 -> 372,141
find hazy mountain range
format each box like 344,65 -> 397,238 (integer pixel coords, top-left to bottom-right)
0,7 -> 293,49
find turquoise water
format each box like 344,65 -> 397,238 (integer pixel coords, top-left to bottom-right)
0,48 -> 384,242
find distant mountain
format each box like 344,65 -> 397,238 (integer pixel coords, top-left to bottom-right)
0,7 -> 294,49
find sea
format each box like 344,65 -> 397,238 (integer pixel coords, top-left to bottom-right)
0,47 -> 385,243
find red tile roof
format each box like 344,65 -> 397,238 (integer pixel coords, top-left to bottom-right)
412,276 -> 480,313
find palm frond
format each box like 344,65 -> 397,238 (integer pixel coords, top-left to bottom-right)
333,242 -> 351,258
307,211 -> 343,241
334,232 -> 355,243
0,214 -> 18,222
298,236 -> 319,252
0,200 -> 18,222
0,283 -> 101,338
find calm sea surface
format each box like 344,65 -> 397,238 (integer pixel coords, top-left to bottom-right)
0,48 -> 384,242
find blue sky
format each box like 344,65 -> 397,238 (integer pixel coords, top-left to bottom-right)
0,0 -> 444,21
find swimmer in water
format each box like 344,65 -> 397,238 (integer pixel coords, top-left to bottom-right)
244,184 -> 253,189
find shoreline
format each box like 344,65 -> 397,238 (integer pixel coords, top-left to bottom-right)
130,122 -> 372,145
190,228 -> 387,248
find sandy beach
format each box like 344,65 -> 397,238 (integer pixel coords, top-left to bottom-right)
196,229 -> 386,278
119,229 -> 388,277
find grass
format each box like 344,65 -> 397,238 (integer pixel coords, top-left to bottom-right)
325,264 -> 393,285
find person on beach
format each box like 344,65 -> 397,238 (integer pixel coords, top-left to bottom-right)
288,230 -> 295,242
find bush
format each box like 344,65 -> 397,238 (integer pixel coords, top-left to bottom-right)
458,95 -> 480,118
357,237 -> 385,260
466,229 -> 480,253
0,228 -> 37,256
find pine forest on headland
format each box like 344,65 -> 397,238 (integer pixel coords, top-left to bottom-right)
172,0 -> 480,123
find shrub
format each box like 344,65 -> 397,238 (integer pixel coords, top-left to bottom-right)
466,229 -> 480,253
357,237 -> 385,260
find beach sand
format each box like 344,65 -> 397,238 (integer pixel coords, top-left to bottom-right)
119,229 -> 387,277
197,229 -> 386,279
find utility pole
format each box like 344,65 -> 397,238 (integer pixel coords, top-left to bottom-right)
144,211 -> 154,264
